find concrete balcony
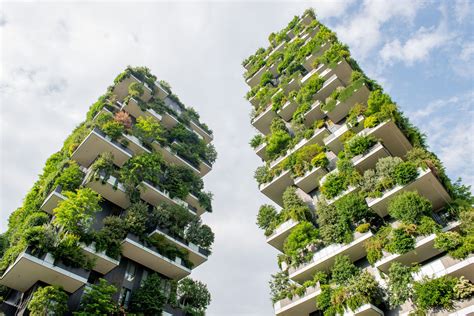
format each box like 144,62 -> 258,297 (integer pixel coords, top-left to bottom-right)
0,248 -> 89,293
302,100 -> 325,127
251,106 -> 277,135
185,193 -> 207,216
302,42 -> 331,72
84,171 -> 130,209
375,221 -> 460,273
254,141 -> 268,161
323,116 -> 365,154
120,97 -> 162,123
294,164 -> 328,193
71,127 -> 133,168
259,169 -> 294,207
269,127 -> 330,170
139,181 -> 200,215
414,254 -> 474,282
121,233 -> 191,280
189,120 -> 213,143
153,82 -> 169,100
113,74 -> 153,103
274,283 -> 322,316
246,61 -> 269,88
344,304 -> 384,316
81,243 -> 119,275
40,186 -> 66,215
359,120 -> 412,158
351,142 -> 390,174
314,74 -> 345,103
325,84 -> 370,124
151,142 -> 202,176
149,228 -> 209,268
366,168 -> 451,218
277,99 -> 298,121
289,231 -> 373,283
266,219 -> 299,252
121,133 -> 151,156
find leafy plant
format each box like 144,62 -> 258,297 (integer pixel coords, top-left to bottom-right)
53,161 -> 83,193
77,279 -> 117,315
386,228 -> 415,254
129,273 -> 167,314
393,162 -> 419,185
102,120 -> 125,141
128,81 -> 145,97
387,262 -> 414,307
134,116 -> 164,144
177,278 -> 211,315
114,111 -> 132,129
283,221 -> 320,266
28,285 -> 69,316
250,134 -> 265,149
453,276 -> 474,299
256,204 -> 278,236
412,276 -> 457,312
344,135 -> 377,158
388,191 -> 432,224
331,255 -> 360,285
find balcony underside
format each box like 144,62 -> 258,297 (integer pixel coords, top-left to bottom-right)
367,168 -> 451,218
363,120 -> 412,158
303,100 -> 324,127
352,143 -> 390,173
278,99 -> 298,121
346,304 -> 384,316
71,129 -> 132,168
85,175 -> 130,209
121,97 -> 162,122
121,235 -> 191,280
252,107 -> 277,135
40,188 -> 66,215
255,142 -> 268,161
190,121 -> 213,143
0,252 -> 88,293
289,232 -> 373,283
266,219 -> 299,251
260,170 -> 294,207
112,75 -> 152,103
302,42 -> 330,72
274,286 -> 322,316
81,244 -> 119,275
151,143 -> 201,175
294,166 -> 328,193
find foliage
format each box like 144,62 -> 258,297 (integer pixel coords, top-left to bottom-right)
250,134 -> 265,149
393,162 -> 419,186
186,221 -> 214,251
388,191 -> 432,224
269,271 -> 292,303
417,216 -> 441,236
129,273 -> 167,314
385,228 -> 415,254
316,202 -> 352,245
53,188 -> 101,237
331,255 -> 360,285
134,116 -> 164,144
124,202 -> 149,239
320,172 -> 347,200
114,111 -> 132,129
53,161 -> 83,193
387,262 -> 414,307
102,120 -> 125,141
128,81 -> 145,97
94,216 -> 127,259
256,204 -> 278,236
283,221 -> 320,266
54,232 -> 93,269
177,278 -> 211,315
412,276 -> 457,312
344,135 -> 377,158
77,279 -> 117,315
28,285 -> 69,316
24,225 -> 55,255
281,186 -> 312,223
453,276 -> 474,299
120,152 -> 163,197
254,166 -> 272,185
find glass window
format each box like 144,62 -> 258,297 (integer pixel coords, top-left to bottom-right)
125,261 -> 136,282
119,287 -> 131,308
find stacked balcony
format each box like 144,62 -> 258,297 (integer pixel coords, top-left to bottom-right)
266,219 -> 299,251
274,283 -> 322,316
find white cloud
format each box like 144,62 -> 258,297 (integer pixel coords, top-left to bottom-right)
453,0 -> 472,23
380,24 -> 451,66
334,0 -> 425,59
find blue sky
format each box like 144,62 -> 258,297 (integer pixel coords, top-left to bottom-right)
0,1 -> 473,315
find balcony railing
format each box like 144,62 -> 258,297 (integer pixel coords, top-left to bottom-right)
414,254 -> 474,282
274,283 -> 322,316
81,243 -> 120,275
121,233 -> 191,280
259,169 -> 294,207
266,219 -> 299,251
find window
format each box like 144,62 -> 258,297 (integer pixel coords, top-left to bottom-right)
125,261 -> 136,282
119,287 -> 131,308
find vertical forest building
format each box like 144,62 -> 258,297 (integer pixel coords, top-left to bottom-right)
0,67 -> 215,315
244,9 -> 473,316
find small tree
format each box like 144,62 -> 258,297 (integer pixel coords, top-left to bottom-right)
388,191 -> 431,224
77,279 -> 117,315
28,285 -> 68,316
256,204 -> 278,235
331,255 -> 360,285
177,278 -> 211,315
387,262 -> 414,307
129,273 -> 167,314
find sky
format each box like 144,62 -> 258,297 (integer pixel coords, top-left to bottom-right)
0,1 -> 473,315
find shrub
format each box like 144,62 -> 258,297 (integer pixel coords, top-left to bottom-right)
334,192 -> 371,226
256,205 -> 278,236
387,262 -> 414,307
94,216 -> 127,259
260,71 -> 274,87
266,130 -> 291,159
77,279 -> 117,315
129,273 -> 168,314
124,202 -> 149,239
417,216 -> 441,236
412,276 -> 457,311
28,285 -> 69,316
53,188 -> 101,236
434,231 -> 463,252
120,152 -> 163,195
114,111 -> 132,129
128,81 -> 144,97
24,225 -> 55,255
249,134 -> 265,149
347,271 -> 382,311
311,152 -> 329,168
177,278 -> 211,315
281,187 -> 312,222
453,276 -> 474,299
134,116 -> 164,144
331,255 -> 359,285
376,156 -> 403,179
254,166 -> 272,185
364,115 -> 379,128
320,172 -> 347,200
355,223 -> 370,233
388,191 -> 432,224
386,228 -> 415,254
393,162 -> 418,185
54,233 -> 92,269
186,223 -> 214,251
283,221 -> 319,265
102,120 -> 125,141
53,161 -> 83,193
269,271 -> 291,303
344,135 -> 377,158
317,202 -> 353,245
366,89 -> 392,116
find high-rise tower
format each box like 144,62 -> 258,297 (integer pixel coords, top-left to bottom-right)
244,9 -> 473,316
0,66 -> 215,315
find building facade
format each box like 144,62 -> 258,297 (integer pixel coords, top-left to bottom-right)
244,9 -> 473,316
0,67 -> 215,315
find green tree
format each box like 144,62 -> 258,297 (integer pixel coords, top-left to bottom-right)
388,191 -> 431,224
77,279 -> 117,315
129,273 -> 167,314
177,278 -> 211,316
387,262 -> 414,307
134,116 -> 164,144
331,255 -> 360,285
28,285 -> 68,316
